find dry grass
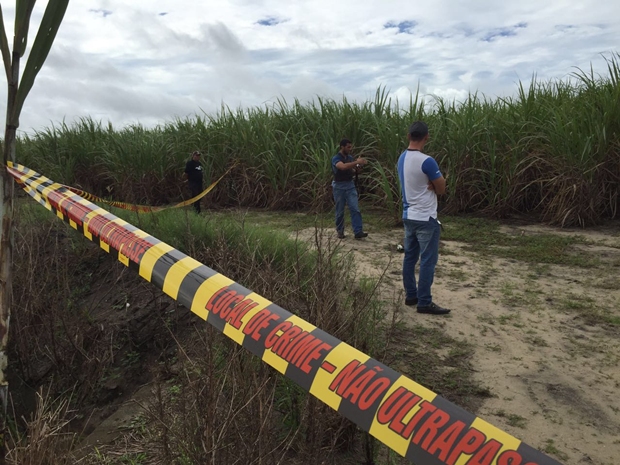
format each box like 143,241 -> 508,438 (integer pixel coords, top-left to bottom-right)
6,387 -> 77,465
7,204 -> 492,464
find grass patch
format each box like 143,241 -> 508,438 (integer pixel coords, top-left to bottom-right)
498,313 -> 521,326
384,324 -> 492,412
558,293 -> 620,327
485,343 -> 502,353
559,293 -> 596,310
586,273 -> 620,290
542,439 -> 569,462
443,268 -> 469,282
441,216 -> 598,267
494,410 -> 528,429
525,335 -> 550,347
205,206 -> 401,236
212,208 -> 335,233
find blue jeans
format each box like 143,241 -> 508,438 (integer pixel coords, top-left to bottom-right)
333,181 -> 363,234
402,217 -> 441,307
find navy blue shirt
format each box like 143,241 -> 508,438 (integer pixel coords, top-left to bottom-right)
331,153 -> 355,183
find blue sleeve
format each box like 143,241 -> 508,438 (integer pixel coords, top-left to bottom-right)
332,155 -> 352,174
421,157 -> 442,181
331,155 -> 339,175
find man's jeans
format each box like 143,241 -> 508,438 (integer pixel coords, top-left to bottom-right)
333,181 -> 363,234
189,182 -> 202,213
403,217 -> 441,307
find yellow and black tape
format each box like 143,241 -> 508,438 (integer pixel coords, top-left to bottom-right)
62,165 -> 234,213
7,162 -> 562,465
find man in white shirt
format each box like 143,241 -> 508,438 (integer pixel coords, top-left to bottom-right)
397,121 -> 450,315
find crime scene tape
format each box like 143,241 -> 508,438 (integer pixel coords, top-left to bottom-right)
63,166 -> 235,213
7,161 -> 563,465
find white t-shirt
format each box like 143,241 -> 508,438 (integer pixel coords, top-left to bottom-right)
397,149 -> 442,221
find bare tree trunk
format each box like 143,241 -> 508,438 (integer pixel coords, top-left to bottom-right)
0,49 -> 20,464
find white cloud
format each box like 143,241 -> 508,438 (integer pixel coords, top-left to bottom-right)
0,0 -> 618,134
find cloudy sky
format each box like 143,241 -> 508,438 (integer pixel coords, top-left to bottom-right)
1,0 -> 619,135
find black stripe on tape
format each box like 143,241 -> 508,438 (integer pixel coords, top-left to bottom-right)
177,265 -> 219,309
151,249 -> 189,289
38,179 -> 55,190
22,171 -> 42,183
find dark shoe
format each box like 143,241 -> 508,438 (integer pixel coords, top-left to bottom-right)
405,298 -> 418,306
337,231 -> 346,239
417,303 -> 451,315
354,231 -> 368,239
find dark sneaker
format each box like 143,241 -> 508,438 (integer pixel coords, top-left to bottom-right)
405,298 -> 418,306
354,231 -> 368,239
337,231 -> 346,239
417,303 -> 451,315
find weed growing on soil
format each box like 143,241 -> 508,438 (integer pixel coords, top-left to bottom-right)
542,439 -> 569,462
493,409 -> 528,429
441,216 -> 598,267
5,387 -> 78,465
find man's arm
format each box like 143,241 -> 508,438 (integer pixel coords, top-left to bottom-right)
428,176 -> 446,195
335,157 -> 367,171
422,157 -> 446,195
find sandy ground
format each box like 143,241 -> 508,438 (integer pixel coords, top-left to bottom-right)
296,223 -> 620,465
79,217 -> 619,465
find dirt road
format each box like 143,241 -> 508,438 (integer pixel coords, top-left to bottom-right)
305,222 -> 620,465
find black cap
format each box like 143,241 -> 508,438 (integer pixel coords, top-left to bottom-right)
408,121 -> 428,138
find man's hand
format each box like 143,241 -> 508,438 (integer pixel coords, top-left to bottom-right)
336,157 -> 369,172
354,157 -> 367,172
428,176 -> 446,195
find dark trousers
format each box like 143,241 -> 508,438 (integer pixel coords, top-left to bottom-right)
189,182 -> 202,213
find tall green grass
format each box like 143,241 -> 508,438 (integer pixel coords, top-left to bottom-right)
15,54 -> 620,226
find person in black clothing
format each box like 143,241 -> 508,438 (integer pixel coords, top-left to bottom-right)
183,151 -> 203,213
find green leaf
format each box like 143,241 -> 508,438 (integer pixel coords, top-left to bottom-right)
14,0 -> 69,120
0,6 -> 12,81
15,0 -> 37,57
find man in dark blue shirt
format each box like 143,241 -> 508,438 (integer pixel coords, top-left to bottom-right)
184,151 -> 203,213
331,139 -> 368,239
